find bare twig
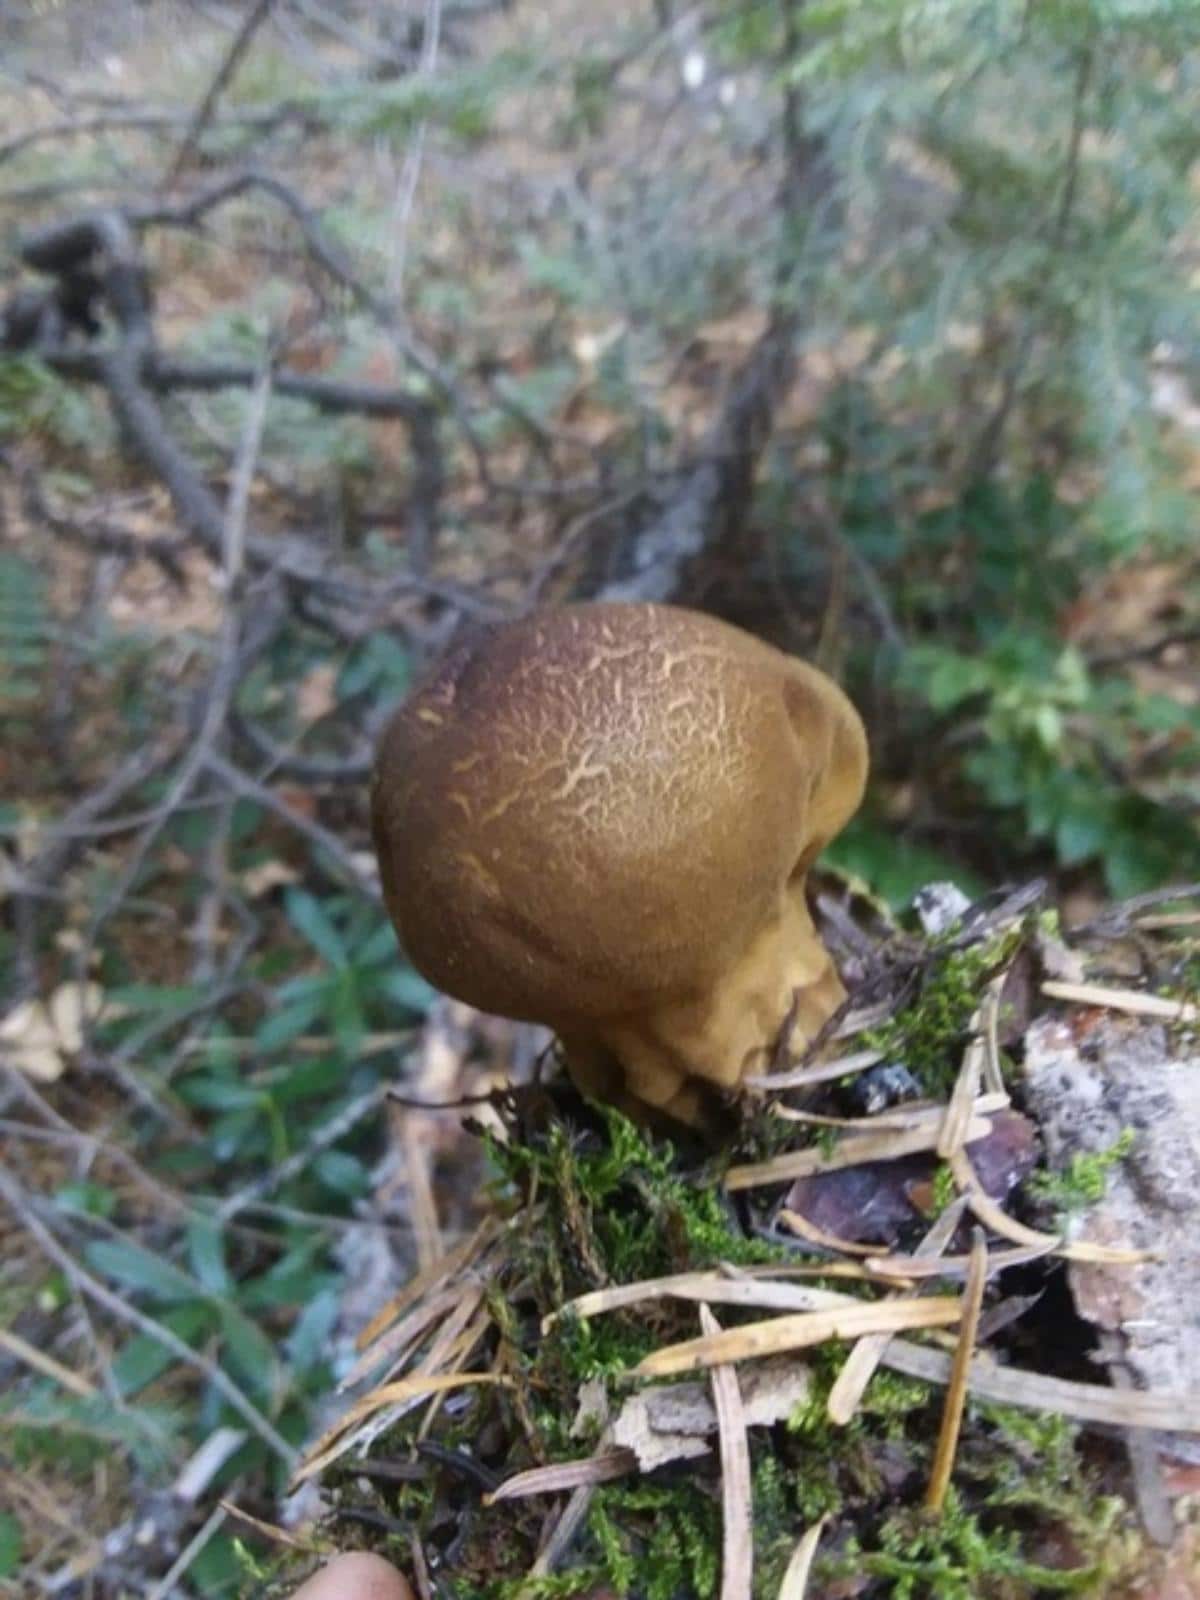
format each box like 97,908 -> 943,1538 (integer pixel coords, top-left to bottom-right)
162,0 -> 277,188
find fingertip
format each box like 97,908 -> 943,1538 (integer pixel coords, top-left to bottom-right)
290,1552 -> 415,1600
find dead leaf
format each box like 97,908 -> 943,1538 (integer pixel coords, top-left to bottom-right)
1,997 -> 68,1081
296,664 -> 338,725
240,860 -> 300,898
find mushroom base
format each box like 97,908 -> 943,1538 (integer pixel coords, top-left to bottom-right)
559,899 -> 847,1132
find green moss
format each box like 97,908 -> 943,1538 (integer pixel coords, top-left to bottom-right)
294,1087 -> 1138,1600
847,1489 -> 1100,1598
863,928 -> 1023,1096
927,1161 -> 958,1218
587,1481 -> 721,1600
1027,1129 -> 1135,1219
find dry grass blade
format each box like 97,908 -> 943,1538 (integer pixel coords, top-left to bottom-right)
485,1448 -> 637,1503
0,1325 -> 97,1398
339,1285 -> 464,1392
725,1115 -> 992,1190
1041,980 -> 1198,1023
218,1501 -> 319,1552
826,1198 -> 968,1426
630,1297 -> 962,1380
882,1338 -> 1200,1433
744,1047 -> 884,1092
292,1373 -> 512,1486
777,1517 -> 827,1600
416,1290 -> 490,1441
924,1228 -> 988,1513
701,1305 -> 753,1600
354,1220 -> 498,1351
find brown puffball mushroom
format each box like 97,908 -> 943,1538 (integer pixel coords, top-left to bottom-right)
371,602 -> 867,1129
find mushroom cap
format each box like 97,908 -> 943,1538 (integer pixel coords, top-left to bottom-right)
371,603 -> 866,1047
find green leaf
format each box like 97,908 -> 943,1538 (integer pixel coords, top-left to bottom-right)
54,1180 -> 117,1219
1054,805 -> 1111,867
0,1512 -> 22,1579
216,1302 -> 280,1396
383,967 -> 438,1014
313,1150 -> 370,1198
84,1240 -> 200,1302
255,993 -> 324,1051
285,889 -> 348,968
179,1075 -> 265,1112
330,970 -> 366,1054
112,1302 -> 216,1397
187,1217 -> 232,1296
240,1239 -> 329,1311
286,1286 -> 340,1373
356,917 -> 400,966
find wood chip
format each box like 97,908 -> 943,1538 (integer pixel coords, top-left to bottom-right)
610,1359 -> 812,1472
1041,980 -> 1198,1023
924,1228 -> 988,1512
701,1305 -> 753,1600
630,1298 -> 962,1380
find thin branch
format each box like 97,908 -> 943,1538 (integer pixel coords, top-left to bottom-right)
162,0 -> 277,189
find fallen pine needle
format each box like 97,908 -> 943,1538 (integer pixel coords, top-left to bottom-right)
630,1298 -> 962,1380
354,1220 -> 498,1351
827,1199 -> 968,1426
777,1517 -> 827,1600
544,1271 -> 852,1331
881,1339 -> 1200,1433
775,1208 -> 885,1257
925,1228 -> 988,1512
339,1285 -> 463,1391
701,1305 -> 753,1600
485,1448 -> 637,1503
744,1048 -> 884,1092
948,1148 -> 1159,1265
725,1116 -> 992,1190
1041,980 -> 1197,1024
864,1241 -> 1055,1280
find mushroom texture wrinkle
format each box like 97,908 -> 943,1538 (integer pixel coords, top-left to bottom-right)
371,602 -> 867,1128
